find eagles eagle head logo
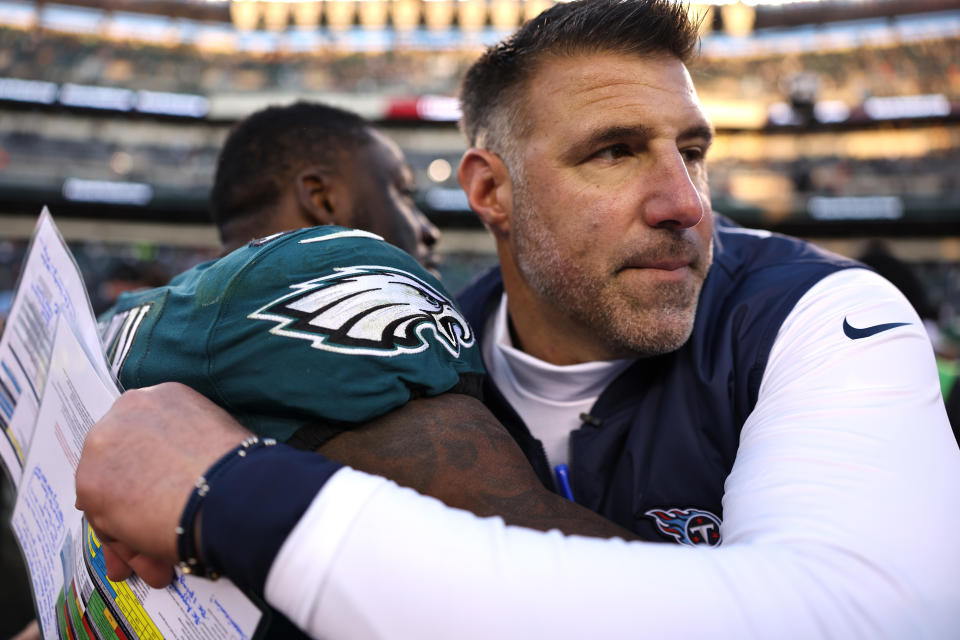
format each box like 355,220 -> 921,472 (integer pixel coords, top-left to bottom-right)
249,266 -> 474,357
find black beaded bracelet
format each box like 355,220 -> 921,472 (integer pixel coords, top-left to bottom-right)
176,435 -> 277,579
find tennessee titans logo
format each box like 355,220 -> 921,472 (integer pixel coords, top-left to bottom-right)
645,508 -> 722,546
248,265 -> 474,358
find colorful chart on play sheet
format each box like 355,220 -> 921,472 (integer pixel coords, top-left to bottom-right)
45,520 -> 262,640
0,207 -> 112,487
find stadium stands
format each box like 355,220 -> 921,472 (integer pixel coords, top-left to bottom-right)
0,0 -> 957,351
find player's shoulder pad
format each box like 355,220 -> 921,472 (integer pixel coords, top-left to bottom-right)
231,226 -> 412,275
211,225 -> 476,359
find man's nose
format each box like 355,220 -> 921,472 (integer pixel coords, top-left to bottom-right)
640,151 -> 704,230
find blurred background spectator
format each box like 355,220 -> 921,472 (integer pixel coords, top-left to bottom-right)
91,256 -> 172,314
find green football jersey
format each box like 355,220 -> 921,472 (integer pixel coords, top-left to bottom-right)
99,227 -> 485,445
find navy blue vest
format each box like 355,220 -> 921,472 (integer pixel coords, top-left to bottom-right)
458,217 -> 861,544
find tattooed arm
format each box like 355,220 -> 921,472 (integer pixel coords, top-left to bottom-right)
76,384 -> 634,592
317,393 -> 637,540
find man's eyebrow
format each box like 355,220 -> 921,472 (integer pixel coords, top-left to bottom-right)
564,122 -> 714,162
569,123 -> 715,159
678,124 -> 715,145
563,125 -> 654,162
586,125 -> 656,147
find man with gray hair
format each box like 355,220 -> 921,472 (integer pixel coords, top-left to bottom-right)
76,1 -> 959,638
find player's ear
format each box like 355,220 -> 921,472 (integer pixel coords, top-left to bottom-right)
296,167 -> 342,226
458,148 -> 513,238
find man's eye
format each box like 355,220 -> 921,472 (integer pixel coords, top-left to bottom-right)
682,147 -> 705,163
592,144 -> 633,161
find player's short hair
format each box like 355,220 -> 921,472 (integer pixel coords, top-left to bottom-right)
211,101 -> 373,230
458,0 -> 701,165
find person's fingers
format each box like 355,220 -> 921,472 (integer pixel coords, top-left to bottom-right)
101,542 -> 135,583
127,553 -> 176,589
75,383 -> 258,573
101,540 -> 175,588
91,528 -> 117,544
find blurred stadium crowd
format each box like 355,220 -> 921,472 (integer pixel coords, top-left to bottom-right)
0,18 -> 958,99
0,1 -> 956,339
0,4 -> 956,340
0,0 -> 959,633
0,4 -> 953,347
0,3 -> 954,313
0,26 -> 473,94
0,11 -> 958,206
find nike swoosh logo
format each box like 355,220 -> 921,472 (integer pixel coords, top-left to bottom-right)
842,317 -> 910,340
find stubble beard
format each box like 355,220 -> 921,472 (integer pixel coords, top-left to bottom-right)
511,179 -> 713,360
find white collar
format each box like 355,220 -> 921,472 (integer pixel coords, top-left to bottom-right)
488,294 -> 633,404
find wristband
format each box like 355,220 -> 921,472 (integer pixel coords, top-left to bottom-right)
176,435 -> 277,578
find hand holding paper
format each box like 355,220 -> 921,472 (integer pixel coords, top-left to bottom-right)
75,382 -> 253,586
4,210 -> 264,640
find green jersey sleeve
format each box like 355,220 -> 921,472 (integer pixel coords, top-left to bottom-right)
101,227 -> 485,445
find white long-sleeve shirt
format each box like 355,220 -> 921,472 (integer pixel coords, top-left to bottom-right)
247,268 -> 960,638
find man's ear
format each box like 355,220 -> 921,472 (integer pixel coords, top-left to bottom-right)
458,148 -> 513,238
295,168 -> 341,226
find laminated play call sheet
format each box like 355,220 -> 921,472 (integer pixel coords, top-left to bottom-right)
1,210 -> 264,640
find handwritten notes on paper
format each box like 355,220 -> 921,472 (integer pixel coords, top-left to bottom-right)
3,210 -> 263,640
